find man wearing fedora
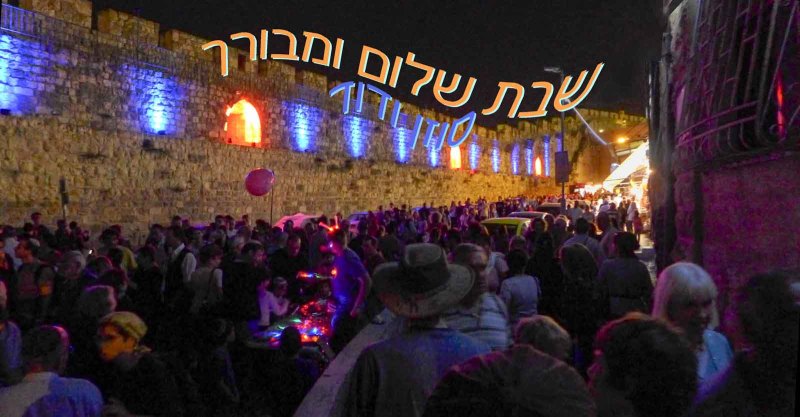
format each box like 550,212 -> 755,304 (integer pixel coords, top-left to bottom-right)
344,243 -> 490,417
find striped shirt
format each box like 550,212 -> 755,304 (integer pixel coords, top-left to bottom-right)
443,293 -> 510,350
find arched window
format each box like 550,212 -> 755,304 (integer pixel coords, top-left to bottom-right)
224,99 -> 261,146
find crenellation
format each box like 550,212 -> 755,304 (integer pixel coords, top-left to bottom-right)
97,9 -> 160,45
20,0 -> 92,29
0,1 -> 637,236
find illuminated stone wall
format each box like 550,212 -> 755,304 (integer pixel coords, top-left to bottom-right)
0,1 -> 642,237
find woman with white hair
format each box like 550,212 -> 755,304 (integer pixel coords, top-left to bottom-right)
652,262 -> 733,383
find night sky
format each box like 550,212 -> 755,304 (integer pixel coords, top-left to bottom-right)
94,0 -> 664,125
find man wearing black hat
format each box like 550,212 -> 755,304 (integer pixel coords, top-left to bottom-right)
343,243 -> 490,417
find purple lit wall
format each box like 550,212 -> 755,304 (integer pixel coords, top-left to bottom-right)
492,140 -> 501,173
510,143 -> 520,175
543,135 -> 551,176
284,100 -> 322,152
468,135 -> 480,170
125,65 -> 182,135
428,145 -> 440,167
0,34 -> 42,114
393,126 -> 411,163
426,123 -> 448,167
343,114 -> 372,158
525,139 -> 534,175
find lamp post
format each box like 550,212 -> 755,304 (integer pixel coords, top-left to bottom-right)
544,66 -> 567,215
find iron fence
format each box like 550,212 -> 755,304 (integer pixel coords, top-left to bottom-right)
675,0 -> 799,166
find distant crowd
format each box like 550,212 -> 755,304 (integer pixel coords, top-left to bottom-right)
0,197 -> 796,417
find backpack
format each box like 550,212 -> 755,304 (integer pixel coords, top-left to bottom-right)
153,351 -> 207,417
191,268 -> 224,317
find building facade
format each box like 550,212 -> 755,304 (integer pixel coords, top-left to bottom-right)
650,0 -> 799,314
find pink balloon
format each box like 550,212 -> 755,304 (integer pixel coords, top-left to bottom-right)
244,169 -> 275,196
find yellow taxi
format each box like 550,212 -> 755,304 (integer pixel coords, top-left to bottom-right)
480,217 -> 531,236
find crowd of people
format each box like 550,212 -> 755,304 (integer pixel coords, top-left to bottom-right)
0,196 -> 796,417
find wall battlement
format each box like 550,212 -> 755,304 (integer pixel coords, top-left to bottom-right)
0,1 -> 644,236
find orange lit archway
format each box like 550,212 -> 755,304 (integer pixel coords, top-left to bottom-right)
224,99 -> 262,145
534,156 -> 543,176
450,146 -> 462,169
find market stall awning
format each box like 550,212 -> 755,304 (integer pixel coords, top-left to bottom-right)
603,141 -> 649,191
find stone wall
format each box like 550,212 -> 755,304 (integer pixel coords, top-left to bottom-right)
19,0 -> 91,28
651,0 -> 800,320
0,116 -> 552,241
673,154 -> 800,315
0,1 -> 642,238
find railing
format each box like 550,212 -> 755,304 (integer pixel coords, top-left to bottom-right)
674,0 -> 800,167
0,3 -> 40,37
0,3 -> 336,110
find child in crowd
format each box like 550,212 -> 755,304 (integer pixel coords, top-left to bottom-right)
256,277 -> 292,328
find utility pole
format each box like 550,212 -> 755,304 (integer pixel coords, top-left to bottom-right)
545,66 -> 569,215
559,72 -> 566,216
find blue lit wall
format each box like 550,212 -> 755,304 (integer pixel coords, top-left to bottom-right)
343,114 -> 372,158
284,101 -> 322,152
468,135 -> 480,170
492,140 -> 501,173
393,126 -> 411,163
525,140 -> 534,175
0,34 -> 42,114
125,65 -> 182,135
543,135 -> 551,176
428,146 -> 440,167
426,123 -> 447,167
511,143 -> 520,175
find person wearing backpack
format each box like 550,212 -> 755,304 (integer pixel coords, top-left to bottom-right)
189,244 -> 225,317
10,237 -> 55,331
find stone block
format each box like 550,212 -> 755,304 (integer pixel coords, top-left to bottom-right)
97,9 -> 160,45
20,0 -> 92,29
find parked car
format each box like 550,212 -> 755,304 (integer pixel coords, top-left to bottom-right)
346,212 -> 369,235
536,202 -> 563,217
508,211 -> 555,224
274,213 -> 321,231
508,211 -> 548,220
480,218 -> 531,236
568,199 -> 592,209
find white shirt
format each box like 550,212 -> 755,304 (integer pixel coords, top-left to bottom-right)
171,244 -> 197,283
626,201 -> 638,221
486,252 -> 509,293
3,237 -> 21,269
563,234 -> 605,266
257,288 -> 290,327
